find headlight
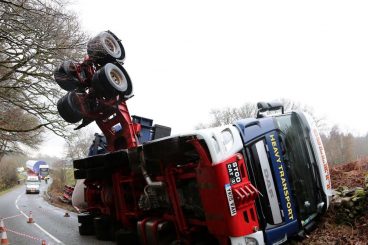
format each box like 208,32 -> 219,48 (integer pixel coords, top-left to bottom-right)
211,136 -> 220,153
244,237 -> 259,245
221,129 -> 234,152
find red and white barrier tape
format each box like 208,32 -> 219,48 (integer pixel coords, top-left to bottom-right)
5,227 -> 45,242
2,214 -> 23,220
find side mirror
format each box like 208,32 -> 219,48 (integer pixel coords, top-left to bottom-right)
257,101 -> 284,118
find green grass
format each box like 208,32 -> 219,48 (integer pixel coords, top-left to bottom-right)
0,184 -> 21,196
0,172 -> 25,196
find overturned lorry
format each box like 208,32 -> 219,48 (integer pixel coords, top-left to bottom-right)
55,31 -> 332,245
26,160 -> 48,179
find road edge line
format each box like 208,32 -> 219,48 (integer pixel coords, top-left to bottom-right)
15,194 -> 64,244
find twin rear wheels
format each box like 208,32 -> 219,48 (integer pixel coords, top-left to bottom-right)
78,213 -> 138,245
92,63 -> 132,99
55,31 -> 133,123
54,61 -> 79,91
87,31 -> 125,64
78,212 -> 218,245
87,31 -> 132,99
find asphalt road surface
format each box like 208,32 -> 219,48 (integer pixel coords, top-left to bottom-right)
0,181 -> 115,245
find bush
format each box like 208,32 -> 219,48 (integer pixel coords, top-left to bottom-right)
49,160 -> 75,193
0,156 -> 19,191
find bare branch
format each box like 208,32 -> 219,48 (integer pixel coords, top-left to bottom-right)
0,122 -> 51,132
0,0 -> 88,156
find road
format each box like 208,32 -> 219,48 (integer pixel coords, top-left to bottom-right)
0,181 -> 114,245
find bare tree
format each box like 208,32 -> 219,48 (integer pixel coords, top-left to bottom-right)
322,126 -> 357,164
279,98 -> 327,132
49,159 -> 68,192
196,98 -> 324,130
353,133 -> 368,160
0,106 -> 43,160
196,103 -> 258,129
0,155 -> 21,190
323,125 -> 342,164
0,0 -> 88,157
64,129 -> 94,161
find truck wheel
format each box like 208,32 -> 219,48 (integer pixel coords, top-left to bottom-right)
92,63 -> 132,99
87,31 -> 125,64
73,159 -> 84,170
74,155 -> 105,170
78,212 -> 95,235
74,169 -> 86,179
93,216 -> 113,241
86,167 -> 111,179
79,224 -> 94,235
170,241 -> 180,245
57,91 -> 82,123
54,61 -> 80,91
78,212 -> 93,223
115,229 -> 138,245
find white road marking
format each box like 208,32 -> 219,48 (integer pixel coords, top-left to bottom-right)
15,194 -> 20,210
15,194 -> 64,244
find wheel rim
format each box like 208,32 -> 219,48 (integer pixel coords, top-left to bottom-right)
110,68 -> 124,87
105,38 -> 117,53
105,64 -> 128,92
102,33 -> 121,58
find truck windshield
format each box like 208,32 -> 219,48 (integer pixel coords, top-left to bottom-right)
40,169 -> 48,176
274,112 -> 318,221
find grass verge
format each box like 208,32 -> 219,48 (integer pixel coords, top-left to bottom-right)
0,184 -> 21,196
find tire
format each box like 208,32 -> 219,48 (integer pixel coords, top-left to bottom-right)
117,63 -> 133,99
92,63 -> 132,99
79,224 -> 94,236
115,229 -> 139,245
74,150 -> 129,171
170,241 -> 184,245
74,154 -> 105,170
86,167 -> 111,179
87,31 -> 125,65
57,91 -> 83,123
74,169 -> 86,179
73,159 -> 85,170
78,212 -> 93,224
93,216 -> 113,241
54,61 -> 80,91
78,213 -> 95,235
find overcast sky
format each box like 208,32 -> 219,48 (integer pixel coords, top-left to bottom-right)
35,0 -> 368,157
